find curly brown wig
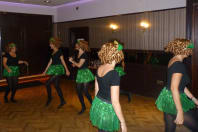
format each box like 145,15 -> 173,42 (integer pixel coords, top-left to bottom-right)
5,43 -> 16,53
77,40 -> 90,52
49,37 -> 62,48
98,42 -> 124,64
164,38 -> 193,56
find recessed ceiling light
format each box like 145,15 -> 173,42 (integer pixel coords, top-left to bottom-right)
44,0 -> 51,3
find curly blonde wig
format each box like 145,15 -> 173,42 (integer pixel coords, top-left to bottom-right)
49,37 -> 62,48
77,40 -> 90,52
98,42 -> 124,64
164,38 -> 193,56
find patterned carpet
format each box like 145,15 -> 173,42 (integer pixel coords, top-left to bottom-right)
0,80 -> 190,132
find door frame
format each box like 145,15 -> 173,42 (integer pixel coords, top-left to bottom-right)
69,26 -> 89,55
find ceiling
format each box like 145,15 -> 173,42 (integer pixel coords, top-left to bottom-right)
0,0 -> 82,6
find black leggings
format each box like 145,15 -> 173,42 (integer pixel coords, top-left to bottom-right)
5,76 -> 18,100
76,83 -> 92,109
164,109 -> 198,132
46,75 -> 65,102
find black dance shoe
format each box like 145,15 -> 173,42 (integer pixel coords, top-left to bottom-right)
45,98 -> 52,107
57,101 -> 66,109
128,93 -> 132,102
78,107 -> 86,115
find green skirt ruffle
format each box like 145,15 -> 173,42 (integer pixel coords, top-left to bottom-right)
46,65 -> 65,75
3,66 -> 19,77
156,87 -> 195,115
76,68 -> 94,83
115,66 -> 126,77
90,96 -> 120,132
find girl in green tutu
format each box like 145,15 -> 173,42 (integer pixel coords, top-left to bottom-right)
90,42 -> 127,132
69,39 -> 94,114
43,37 -> 70,109
155,39 -> 198,132
3,43 -> 28,103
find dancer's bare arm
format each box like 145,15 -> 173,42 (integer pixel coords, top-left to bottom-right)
3,57 -> 11,72
171,73 -> 183,124
111,86 -> 127,132
95,78 -> 99,96
43,59 -> 52,74
60,55 -> 70,76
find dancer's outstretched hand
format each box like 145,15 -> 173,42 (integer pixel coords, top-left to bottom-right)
174,111 -> 184,125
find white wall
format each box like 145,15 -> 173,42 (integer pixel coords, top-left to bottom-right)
56,0 -> 186,22
0,1 -> 56,19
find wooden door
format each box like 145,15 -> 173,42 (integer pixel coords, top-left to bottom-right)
69,27 -> 89,56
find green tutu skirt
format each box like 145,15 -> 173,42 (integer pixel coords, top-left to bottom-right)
76,68 -> 94,83
156,87 -> 195,115
46,65 -> 65,75
115,66 -> 126,77
3,66 -> 19,77
90,96 -> 120,132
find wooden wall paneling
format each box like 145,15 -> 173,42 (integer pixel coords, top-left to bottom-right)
0,28 -> 2,79
0,13 -> 52,77
186,0 -> 198,96
163,10 -> 169,49
53,23 -> 58,37
158,11 -> 164,50
55,8 -> 186,51
25,15 -> 52,75
192,4 -> 198,96
121,63 -> 167,97
186,0 -> 193,40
